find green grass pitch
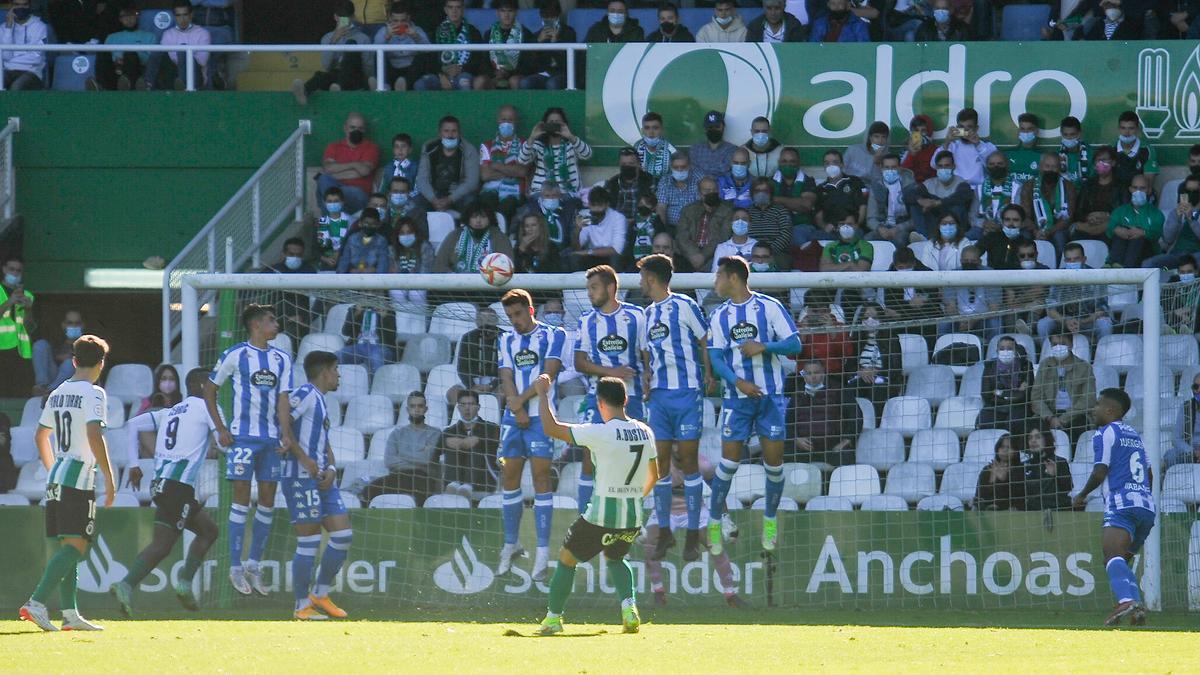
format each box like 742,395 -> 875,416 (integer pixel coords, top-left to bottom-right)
3,609 -> 1198,672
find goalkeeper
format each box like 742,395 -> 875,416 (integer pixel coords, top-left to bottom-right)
531,374 -> 656,636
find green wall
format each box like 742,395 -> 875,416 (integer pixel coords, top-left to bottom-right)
1,91 -> 584,292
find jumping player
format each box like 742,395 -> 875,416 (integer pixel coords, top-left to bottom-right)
20,335 -> 116,632
706,256 -> 800,555
1073,388 -> 1156,627
111,369 -> 221,617
574,265 -> 649,514
497,289 -> 567,581
636,253 -> 713,561
204,303 -> 296,596
283,351 -> 353,620
532,375 -> 656,636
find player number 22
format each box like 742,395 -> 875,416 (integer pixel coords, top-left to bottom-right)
1129,454 -> 1145,483
624,445 -> 644,485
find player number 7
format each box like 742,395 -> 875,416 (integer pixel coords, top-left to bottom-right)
624,445 -> 644,486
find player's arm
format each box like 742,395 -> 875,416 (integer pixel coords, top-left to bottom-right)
319,441 -> 337,489
643,455 -> 658,498
534,374 -> 574,442
1072,463 -> 1108,510
276,390 -> 296,452
202,378 -> 233,447
574,350 -> 636,379
124,411 -> 159,490
34,425 -> 54,471
88,421 -> 116,507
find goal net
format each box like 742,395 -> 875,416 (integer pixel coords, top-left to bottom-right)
180,266 -> 1199,614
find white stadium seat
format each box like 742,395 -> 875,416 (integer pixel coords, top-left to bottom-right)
10,425 -> 36,466
424,493 -> 471,508
933,396 -> 981,438
106,396 -> 127,429
964,429 -> 1009,465
1074,430 -> 1097,465
106,363 -> 154,406
20,396 -> 43,427
1162,334 -> 1199,370
908,429 -> 962,470
932,334 -> 982,376
394,309 -> 428,338
339,460 -> 386,492
322,303 -> 354,337
883,462 -> 937,503
1075,240 -> 1108,270
329,427 -> 366,464
904,365 -> 958,408
750,496 -> 800,511
0,493 -> 31,506
805,496 -> 854,512
730,464 -> 766,504
1092,365 -> 1119,395
781,463 -> 822,505
195,460 -> 220,505
104,428 -> 129,469
1163,465 -> 1200,504
329,363 -> 369,404
1093,335 -> 1142,374
552,495 -> 579,511
959,362 -> 984,399
827,464 -> 881,506
343,395 -> 396,435
860,494 -> 908,512
1178,365 -> 1200,397
1124,366 -> 1177,401
938,462 -> 984,503
856,397 -> 876,430
854,429 -> 905,472
268,333 -> 293,359
430,303 -> 477,342
339,491 -> 363,509
897,334 -> 929,374
477,494 -> 504,509
298,333 -> 346,363
403,335 -> 454,374
916,495 -> 964,511
879,396 -> 931,438
426,211 -> 455,250
371,363 -> 423,404
556,462 -> 582,499
367,427 -> 393,462
370,494 -> 416,509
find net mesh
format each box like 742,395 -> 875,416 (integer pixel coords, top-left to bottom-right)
190,271 -> 1200,613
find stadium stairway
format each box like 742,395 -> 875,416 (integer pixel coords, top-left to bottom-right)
236,51 -> 323,92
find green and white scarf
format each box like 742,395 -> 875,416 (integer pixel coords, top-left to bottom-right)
977,173 -> 1015,221
542,206 -> 563,245
542,141 -> 573,191
436,20 -> 470,67
453,228 -> 493,273
488,136 -> 523,198
488,22 -> 522,71
1059,142 -> 1090,185
1032,175 -> 1069,229
632,215 -> 656,260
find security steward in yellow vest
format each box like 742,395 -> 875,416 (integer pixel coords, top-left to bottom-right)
0,258 -> 34,396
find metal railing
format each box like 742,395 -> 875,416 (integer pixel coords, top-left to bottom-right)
0,42 -> 587,92
0,117 -> 19,223
160,119 -> 310,363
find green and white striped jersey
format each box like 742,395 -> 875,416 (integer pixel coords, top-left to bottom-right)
150,396 -> 217,487
38,379 -> 107,491
571,417 -> 655,529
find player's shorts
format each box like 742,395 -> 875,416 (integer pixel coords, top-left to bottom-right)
225,435 -> 282,482
283,477 -> 348,525
1103,506 -> 1156,554
562,516 -> 640,563
498,412 -> 553,460
720,394 -> 788,442
44,483 -> 95,541
581,393 -> 645,424
647,388 -> 702,442
151,478 -> 203,532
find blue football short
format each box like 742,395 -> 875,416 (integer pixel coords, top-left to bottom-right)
1103,506 -> 1156,554
225,436 -> 282,482
282,477 -> 347,525
498,412 -> 554,460
647,388 -> 703,441
719,394 -> 788,442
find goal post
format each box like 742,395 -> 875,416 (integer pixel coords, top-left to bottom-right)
177,267 -> 1186,612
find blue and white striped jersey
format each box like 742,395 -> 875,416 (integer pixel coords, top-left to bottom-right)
643,292 -> 708,391
576,302 -> 649,398
283,384 -> 330,479
498,321 -> 567,417
209,342 -> 293,440
1094,420 -> 1156,514
708,292 -> 798,398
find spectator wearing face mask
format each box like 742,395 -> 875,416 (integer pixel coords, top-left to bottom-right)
389,217 -> 434,308
697,0 -> 748,42
646,2 -> 696,42
1084,0 -> 1143,39
31,309 -> 84,397
383,176 -> 427,237
316,187 -> 355,271
655,151 -> 700,229
866,154 -> 916,247
1105,174 -> 1163,268
320,112 -> 381,216
584,0 -> 645,43
635,112 -> 678,190
977,204 -> 1033,271
261,238 -> 316,344
1019,152 -> 1076,260
1038,243 -> 1113,341
914,0 -> 974,40
477,105 -> 527,225
744,117 -> 783,178
417,115 -> 480,214
1143,173 -> 1200,271
91,3 -> 157,91
362,392 -> 444,504
569,187 -> 627,271
604,147 -> 653,222
413,0 -> 484,92
677,177 -> 733,273
918,212 -> 973,271
747,0 -> 809,42
787,359 -> 859,467
1001,239 -> 1048,334
810,0 -> 871,41
718,147 -> 755,209
691,110 -> 737,180
516,180 -> 577,249
1112,109 -> 1159,186
747,178 -> 794,270
845,121 -> 891,182
447,308 -> 504,410
940,245 -> 1001,342
908,151 -> 980,241
137,364 -> 184,415
1070,146 -> 1126,242
434,205 -> 514,274
934,108 -> 997,188
337,209 -> 393,274
1031,330 -> 1096,445
0,0 -> 48,90
0,257 -> 34,397
976,435 -> 1024,511
1020,429 -> 1072,512
771,147 -> 819,243
520,0 -> 578,90
844,306 -> 900,419
883,247 -> 938,344
711,209 -> 758,272
816,149 -> 869,233
518,108 -> 591,198
979,336 -> 1034,438
796,288 -> 852,375
976,151 -> 1018,236
626,194 -> 666,271
1164,259 -> 1200,335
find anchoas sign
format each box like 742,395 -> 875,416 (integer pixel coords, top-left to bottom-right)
586,42 -> 1200,149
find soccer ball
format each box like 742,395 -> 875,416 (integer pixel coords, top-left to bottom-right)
479,252 -> 514,286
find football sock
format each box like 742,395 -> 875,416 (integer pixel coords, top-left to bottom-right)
577,474 -> 594,515
124,555 -> 153,588
683,472 -> 703,531
1105,556 -> 1141,603
501,489 -> 523,545
709,459 -> 740,520
292,535 -> 320,609
533,493 -> 553,548
227,503 -> 249,567
32,546 -> 80,605
180,551 -> 205,584
247,505 -> 274,563
59,564 -> 78,611
607,558 -> 635,604
314,529 -> 353,597
763,463 -> 784,518
653,476 -> 673,535
546,562 -> 576,615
